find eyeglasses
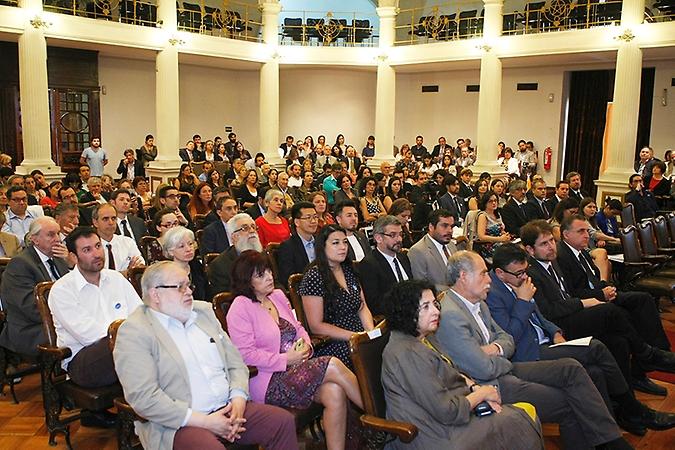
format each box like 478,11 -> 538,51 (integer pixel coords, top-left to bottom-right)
160,221 -> 180,228
299,215 -> 319,221
155,282 -> 194,293
378,232 -> 403,239
10,197 -> 27,203
164,194 -> 178,199
233,223 -> 258,234
501,265 -> 530,278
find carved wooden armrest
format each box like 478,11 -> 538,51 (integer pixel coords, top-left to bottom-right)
360,414 -> 418,443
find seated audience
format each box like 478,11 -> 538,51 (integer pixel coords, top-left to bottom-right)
255,189 -> 291,248
437,174 -> 468,227
501,179 -> 528,236
237,169 -> 259,209
322,162 -> 343,205
116,148 -> 145,181
298,224 -> 374,369
92,203 -> 145,272
200,196 -> 237,256
333,200 -> 371,262
467,178 -> 489,211
357,216 -> 412,316
388,198 -> 414,249
566,172 -> 590,202
147,185 -> 192,230
132,176 -> 152,215
50,226 -> 142,388
173,163 -> 198,198
275,172 -> 295,211
334,174 -> 358,205
475,191 -> 511,260
207,213 -> 263,299
3,186 -> 45,245
0,210 -> 21,257
310,191 -> 334,231
80,177 -> 108,204
277,202 -> 318,289
358,177 -> 386,224
595,198 -> 623,238
524,178 -> 550,221
408,209 -> 458,292
545,180 -> 570,215
40,181 -> 62,209
113,261 -> 297,450
187,183 -> 214,220
435,250 -> 632,450
381,279 -> 544,450
578,197 -> 621,251
110,189 -> 148,246
625,173 -> 659,221
227,251 -> 364,450
549,196 -> 579,240
160,226 -> 207,301
382,177 -> 404,212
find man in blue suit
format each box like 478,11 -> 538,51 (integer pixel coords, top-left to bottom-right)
486,243 -> 675,435
199,196 -> 237,257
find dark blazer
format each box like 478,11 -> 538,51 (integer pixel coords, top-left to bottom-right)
115,214 -> 148,247
200,220 -> 230,257
523,194 -> 549,221
206,246 -> 239,300
278,143 -> 296,158
568,188 -> 590,203
501,198 -> 529,236
634,157 -> 660,178
0,246 -> 69,356
624,189 -> 658,221
545,196 -> 561,215
245,204 -> 265,220
644,175 -> 671,197
179,148 -> 196,162
458,182 -> 473,199
189,258 -> 208,301
437,192 -> 468,224
344,156 -> 361,174
347,231 -> 372,262
276,233 -> 313,289
486,271 -> 560,363
555,241 -> 607,301
526,257 -> 584,323
357,249 -> 412,316
431,144 -> 451,159
116,159 -> 145,180
203,210 -> 219,228
410,145 -> 428,161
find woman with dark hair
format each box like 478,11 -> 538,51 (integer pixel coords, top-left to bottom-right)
205,168 -> 223,189
334,174 -> 358,204
216,142 -> 229,162
644,160 -> 671,207
359,176 -> 386,224
266,168 -> 279,189
549,197 -> 579,241
305,135 -> 315,152
298,224 -> 374,369
227,250 -> 364,450
468,178 -> 489,211
310,191 -> 334,231
234,141 -> 252,162
173,163 -> 198,204
237,169 -> 259,209
388,198 -> 414,248
332,134 -> 347,159
579,197 -> 621,250
187,182 -> 214,219
354,165 -> 373,193
475,190 -> 511,260
383,177 -> 404,212
381,280 -> 543,450
285,147 -> 304,168
490,178 -> 508,208
40,180 -> 62,209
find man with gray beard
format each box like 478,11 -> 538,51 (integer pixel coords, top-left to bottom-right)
206,213 -> 262,299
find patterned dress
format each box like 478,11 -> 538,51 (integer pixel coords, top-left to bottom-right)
476,211 -> 505,260
365,197 -> 382,217
264,318 -> 331,409
298,265 -> 364,369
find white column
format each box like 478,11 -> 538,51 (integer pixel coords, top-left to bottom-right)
371,4 -> 397,170
146,0 -> 182,187
472,0 -> 505,179
594,0 -> 645,203
259,1 -> 282,168
15,0 -> 63,178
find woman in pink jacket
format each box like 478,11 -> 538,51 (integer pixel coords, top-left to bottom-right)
226,250 -> 363,450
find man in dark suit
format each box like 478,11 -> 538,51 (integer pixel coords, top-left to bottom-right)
0,217 -> 70,357
245,196 -> 266,221
278,136 -> 296,159
524,178 -> 550,221
358,215 -> 412,316
487,244 -> 675,434
634,146 -> 660,179
179,141 -> 201,162
333,200 -> 371,262
435,250 -> 631,449
344,146 -> 361,176
200,196 -> 237,257
545,180 -> 569,215
431,136 -> 451,161
277,202 -> 318,289
110,189 -> 148,247
565,171 -> 590,202
457,168 -> 474,199
207,213 -> 263,300
520,220 -> 675,394
410,135 -> 427,161
625,174 -> 658,221
501,179 -> 529,236
437,174 -> 468,227
116,149 -> 145,181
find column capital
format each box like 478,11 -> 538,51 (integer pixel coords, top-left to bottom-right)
259,0 -> 282,15
376,6 -> 398,19
377,0 -> 398,8
483,0 -> 504,6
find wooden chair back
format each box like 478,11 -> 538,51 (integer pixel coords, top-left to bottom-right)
265,242 -> 282,283
203,252 -> 220,276
193,214 -> 207,231
349,321 -> 390,418
287,273 -> 310,332
620,203 -> 635,228
34,282 -> 57,348
653,215 -> 673,250
140,236 -> 165,264
126,265 -> 147,298
107,319 -> 125,352
212,292 -> 234,332
669,212 -> 675,243
637,220 -> 660,256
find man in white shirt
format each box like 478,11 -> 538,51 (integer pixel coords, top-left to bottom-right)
287,163 -> 303,188
334,200 -> 371,262
2,186 -> 44,246
92,203 -> 144,272
110,189 -> 148,246
80,137 -> 108,177
49,226 -> 142,388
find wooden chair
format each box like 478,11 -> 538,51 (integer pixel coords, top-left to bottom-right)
202,252 -> 220,277
212,291 -> 235,333
287,274 -> 330,350
35,282 -> 122,448
620,202 -> 636,228
636,220 -> 675,262
265,242 -> 282,282
140,235 -> 164,265
618,226 -> 675,297
653,215 -> 675,253
193,213 -> 207,231
125,265 -> 147,298
669,212 -> 675,245
349,322 -> 418,449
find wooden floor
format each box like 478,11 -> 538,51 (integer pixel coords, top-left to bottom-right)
1,301 -> 674,450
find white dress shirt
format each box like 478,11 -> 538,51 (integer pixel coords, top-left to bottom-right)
347,234 -> 365,262
428,235 -> 451,265
453,289 -> 504,355
101,234 -> 145,271
288,176 -> 303,188
377,249 -> 408,281
2,205 -> 44,246
116,215 -> 136,241
49,267 -> 142,368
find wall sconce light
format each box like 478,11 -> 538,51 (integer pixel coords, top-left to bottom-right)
662,89 -> 668,107
168,37 -> 186,46
475,43 -> 492,53
614,29 -> 635,42
30,15 -> 51,29
548,93 -> 555,103
156,19 -> 164,28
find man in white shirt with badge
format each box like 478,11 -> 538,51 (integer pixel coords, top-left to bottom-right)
91,203 -> 144,272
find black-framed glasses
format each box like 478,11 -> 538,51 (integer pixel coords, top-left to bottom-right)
233,223 -> 258,234
501,265 -> 530,278
378,232 -> 403,239
299,215 -> 319,221
155,283 -> 194,293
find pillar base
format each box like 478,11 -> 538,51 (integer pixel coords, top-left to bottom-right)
14,160 -> 64,181
468,160 -> 508,182
594,168 -> 633,205
146,159 -> 183,192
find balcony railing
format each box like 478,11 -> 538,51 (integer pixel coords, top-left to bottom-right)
645,0 -> 675,22
177,0 -> 261,41
0,0 -> 19,7
279,11 -> 379,47
42,0 -> 158,27
395,2 -> 484,46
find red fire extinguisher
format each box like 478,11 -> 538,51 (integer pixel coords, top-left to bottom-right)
544,146 -> 552,171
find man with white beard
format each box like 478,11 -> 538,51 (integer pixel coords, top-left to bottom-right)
206,213 -> 263,299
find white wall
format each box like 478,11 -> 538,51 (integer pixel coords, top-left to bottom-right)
649,60 -> 675,157
279,68 -> 377,150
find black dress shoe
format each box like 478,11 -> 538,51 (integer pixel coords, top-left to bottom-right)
631,377 -> 667,396
638,408 -> 675,431
639,348 -> 675,373
616,414 -> 647,436
80,410 -> 117,429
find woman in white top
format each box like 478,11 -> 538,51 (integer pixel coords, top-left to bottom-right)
498,147 -> 520,177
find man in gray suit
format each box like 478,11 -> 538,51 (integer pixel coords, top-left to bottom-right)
0,217 -> 70,357
408,208 -> 458,292
113,261 -> 297,450
433,250 -> 630,450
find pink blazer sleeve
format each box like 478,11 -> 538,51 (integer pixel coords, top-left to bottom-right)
226,296 -> 288,372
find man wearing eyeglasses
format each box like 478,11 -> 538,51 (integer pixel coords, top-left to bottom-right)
147,185 -> 192,230
358,215 -> 412,316
207,213 -> 263,300
2,186 -> 44,246
277,202 -> 318,289
487,243 -> 675,435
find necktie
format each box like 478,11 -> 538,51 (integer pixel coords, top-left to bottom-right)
453,197 -> 463,223
442,245 -> 450,261
518,202 -> 526,218
47,258 -> 61,281
539,200 -> 549,219
325,156 -> 329,165
306,240 -> 315,262
392,257 -> 404,282
121,219 -> 132,238
107,243 -> 116,270
578,251 -> 598,289
547,265 -> 566,294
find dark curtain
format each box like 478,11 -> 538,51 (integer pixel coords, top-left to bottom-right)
564,68 -> 655,199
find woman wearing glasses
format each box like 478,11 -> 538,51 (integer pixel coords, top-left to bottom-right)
381,280 -> 543,450
159,226 -> 207,301
255,189 -> 291,248
227,250 -> 363,450
298,224 -> 374,370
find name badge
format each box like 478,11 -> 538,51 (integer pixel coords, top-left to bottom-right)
114,303 -> 121,310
